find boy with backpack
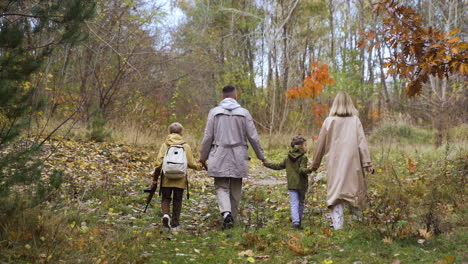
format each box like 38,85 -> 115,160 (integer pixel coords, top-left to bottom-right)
153,122 -> 203,231
263,136 -> 313,229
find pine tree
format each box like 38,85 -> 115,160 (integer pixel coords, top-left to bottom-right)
0,0 -> 95,214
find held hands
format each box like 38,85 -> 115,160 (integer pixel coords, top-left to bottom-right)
198,159 -> 208,171
261,159 -> 268,166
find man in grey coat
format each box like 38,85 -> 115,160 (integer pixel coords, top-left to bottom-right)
200,85 -> 266,229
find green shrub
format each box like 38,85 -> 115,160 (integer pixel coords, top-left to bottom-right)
366,143 -> 467,238
0,144 -> 64,217
448,124 -> 468,142
87,112 -> 112,142
370,123 -> 435,145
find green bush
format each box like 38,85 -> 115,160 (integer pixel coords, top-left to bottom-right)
0,145 -> 64,216
366,144 -> 467,238
370,123 -> 435,145
87,112 -> 112,142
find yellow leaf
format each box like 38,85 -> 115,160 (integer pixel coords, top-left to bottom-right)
70,221 -> 76,228
246,257 -> 255,263
23,81 -> 31,91
446,28 -> 460,37
447,36 -> 461,44
456,42 -> 468,49
47,73 -> 54,78
9,231 -> 19,240
419,229 -> 433,240
238,250 -> 255,257
25,244 -> 31,249
435,256 -> 455,264
383,237 -> 393,244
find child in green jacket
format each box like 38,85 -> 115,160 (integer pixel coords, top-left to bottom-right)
264,136 -> 312,229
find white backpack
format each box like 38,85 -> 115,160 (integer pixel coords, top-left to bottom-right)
162,144 -> 188,179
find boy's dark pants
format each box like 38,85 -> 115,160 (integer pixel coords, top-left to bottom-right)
161,187 -> 184,227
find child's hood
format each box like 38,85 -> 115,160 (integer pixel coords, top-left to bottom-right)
288,145 -> 305,161
165,133 -> 185,145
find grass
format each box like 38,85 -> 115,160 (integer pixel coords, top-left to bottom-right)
139,224 -> 467,264
1,124 -> 467,263
3,162 -> 464,263
369,122 -> 436,145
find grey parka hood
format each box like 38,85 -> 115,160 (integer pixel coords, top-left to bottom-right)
219,98 -> 241,110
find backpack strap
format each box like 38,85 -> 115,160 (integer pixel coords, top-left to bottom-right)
186,176 -> 190,200
179,142 -> 189,199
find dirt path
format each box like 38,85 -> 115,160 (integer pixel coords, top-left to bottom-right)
190,162 -> 326,188
247,164 -> 287,186
246,163 -> 326,187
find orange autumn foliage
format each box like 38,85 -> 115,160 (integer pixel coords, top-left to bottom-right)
285,60 -> 335,99
311,102 -> 329,126
360,0 -> 468,96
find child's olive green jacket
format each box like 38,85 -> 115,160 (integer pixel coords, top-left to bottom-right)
264,146 -> 311,190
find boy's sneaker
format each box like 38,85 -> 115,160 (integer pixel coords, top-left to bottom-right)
222,213 -> 234,230
162,214 -> 171,228
293,223 -> 302,229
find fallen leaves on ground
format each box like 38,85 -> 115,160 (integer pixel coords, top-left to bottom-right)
418,229 -> 433,240
238,249 -> 255,257
382,237 -> 393,244
286,233 -> 305,255
435,256 -> 455,264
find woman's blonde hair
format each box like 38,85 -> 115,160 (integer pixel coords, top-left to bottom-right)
329,91 -> 358,117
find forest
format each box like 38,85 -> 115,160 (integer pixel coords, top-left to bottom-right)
0,0 -> 467,263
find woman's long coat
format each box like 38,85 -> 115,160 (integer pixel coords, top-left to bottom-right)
312,116 -> 372,209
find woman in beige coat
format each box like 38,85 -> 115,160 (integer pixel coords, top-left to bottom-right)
311,92 -> 373,230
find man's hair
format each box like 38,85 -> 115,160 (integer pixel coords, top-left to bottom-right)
290,136 -> 306,148
222,85 -> 236,97
168,122 -> 184,134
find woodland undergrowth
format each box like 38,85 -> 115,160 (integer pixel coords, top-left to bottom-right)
0,125 -> 466,264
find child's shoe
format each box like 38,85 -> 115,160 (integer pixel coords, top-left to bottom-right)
222,213 -> 234,230
162,214 -> 171,228
293,223 -> 302,229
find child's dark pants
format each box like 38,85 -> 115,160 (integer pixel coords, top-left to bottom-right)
161,187 -> 184,227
